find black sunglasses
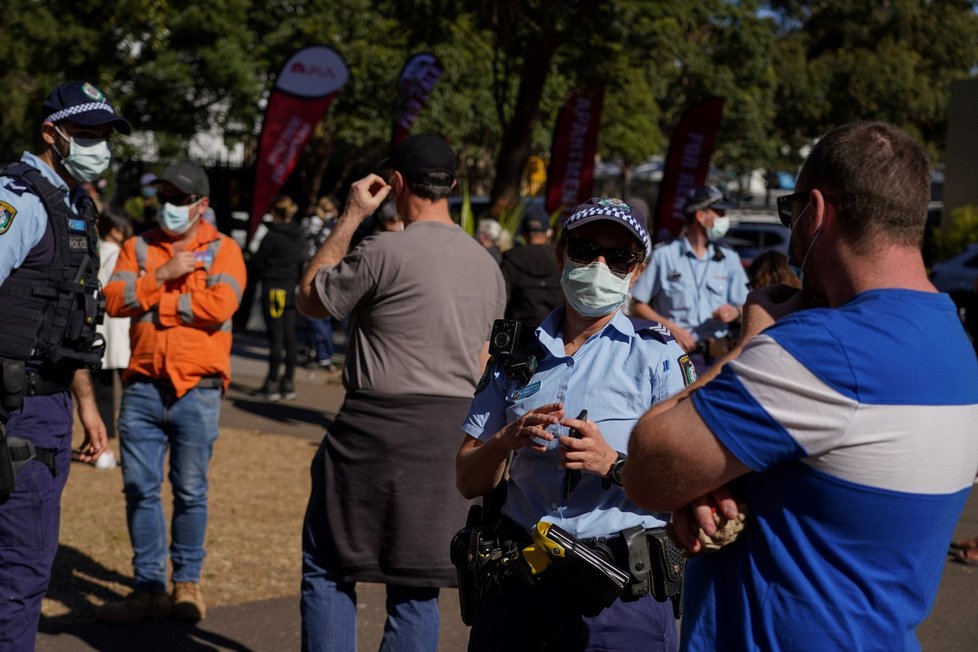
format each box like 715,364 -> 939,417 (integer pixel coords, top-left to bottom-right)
776,191 -> 809,228
567,238 -> 643,276
158,191 -> 199,207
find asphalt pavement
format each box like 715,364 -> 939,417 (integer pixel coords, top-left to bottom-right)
36,333 -> 978,651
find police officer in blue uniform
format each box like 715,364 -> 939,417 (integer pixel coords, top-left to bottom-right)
456,198 -> 689,651
631,186 -> 748,369
0,81 -> 129,650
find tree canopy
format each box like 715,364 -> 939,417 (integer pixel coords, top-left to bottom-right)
2,0 -> 976,211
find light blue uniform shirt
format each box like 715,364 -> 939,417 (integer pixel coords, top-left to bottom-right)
631,237 -> 749,343
462,307 -> 687,539
0,152 -> 74,285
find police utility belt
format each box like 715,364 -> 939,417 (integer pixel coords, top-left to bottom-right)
451,510 -> 686,625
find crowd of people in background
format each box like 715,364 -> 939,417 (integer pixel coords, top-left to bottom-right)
3,79 -> 978,652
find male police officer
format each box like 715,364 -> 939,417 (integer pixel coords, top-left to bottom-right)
0,81 -> 125,651
631,186 -> 748,368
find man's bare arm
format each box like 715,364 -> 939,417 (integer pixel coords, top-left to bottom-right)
624,396 -> 750,511
297,174 -> 390,318
623,284 -> 808,510
70,369 -> 107,462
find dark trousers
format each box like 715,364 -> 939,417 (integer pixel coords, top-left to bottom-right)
468,575 -> 678,652
93,368 -> 123,439
0,393 -> 73,651
261,286 -> 297,382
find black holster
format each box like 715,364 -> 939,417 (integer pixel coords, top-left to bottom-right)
450,505 -> 484,626
0,424 -> 16,503
0,360 -> 27,419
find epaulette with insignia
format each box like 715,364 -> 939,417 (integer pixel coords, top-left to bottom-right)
628,317 -> 675,343
3,180 -> 30,197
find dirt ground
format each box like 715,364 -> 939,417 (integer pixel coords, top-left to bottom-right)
41,424 -> 319,626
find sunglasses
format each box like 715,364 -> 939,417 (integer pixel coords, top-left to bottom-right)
158,192 -> 199,207
567,238 -> 643,276
776,191 -> 809,228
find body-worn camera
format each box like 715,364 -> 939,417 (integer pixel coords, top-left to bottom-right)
488,319 -> 539,384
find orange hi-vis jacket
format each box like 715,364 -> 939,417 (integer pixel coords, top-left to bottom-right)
103,221 -> 247,397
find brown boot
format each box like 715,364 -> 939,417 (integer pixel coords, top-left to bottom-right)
96,590 -> 172,623
172,581 -> 207,621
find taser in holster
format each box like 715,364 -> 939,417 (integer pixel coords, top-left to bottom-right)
521,521 -> 630,608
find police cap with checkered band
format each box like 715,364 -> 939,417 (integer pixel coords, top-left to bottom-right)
561,197 -> 652,259
42,81 -> 131,135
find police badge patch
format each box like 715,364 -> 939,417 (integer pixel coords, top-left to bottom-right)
82,82 -> 105,101
678,354 -> 697,386
0,201 -> 17,235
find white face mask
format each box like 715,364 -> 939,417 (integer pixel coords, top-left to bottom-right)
707,215 -> 730,241
55,127 -> 111,182
160,200 -> 201,236
560,258 -> 632,318
787,202 -> 820,273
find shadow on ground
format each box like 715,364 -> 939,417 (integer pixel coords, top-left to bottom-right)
226,382 -> 334,429
40,545 -> 255,651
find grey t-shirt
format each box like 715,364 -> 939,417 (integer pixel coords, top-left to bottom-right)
315,220 -> 506,398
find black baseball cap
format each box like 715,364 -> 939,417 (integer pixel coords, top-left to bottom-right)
684,185 -> 735,214
521,206 -> 550,233
376,134 -> 456,185
42,81 -> 131,135
157,161 -> 210,197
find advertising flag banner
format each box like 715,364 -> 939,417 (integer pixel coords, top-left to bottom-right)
653,97 -> 725,240
249,46 -> 349,240
391,53 -> 444,148
545,88 -> 605,219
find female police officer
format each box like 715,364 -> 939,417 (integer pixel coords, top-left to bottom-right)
456,198 -> 689,651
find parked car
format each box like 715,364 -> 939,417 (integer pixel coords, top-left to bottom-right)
931,243 -> 978,296
718,220 -> 791,268
931,244 -> 978,329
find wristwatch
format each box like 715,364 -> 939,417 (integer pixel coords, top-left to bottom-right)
602,452 -> 627,489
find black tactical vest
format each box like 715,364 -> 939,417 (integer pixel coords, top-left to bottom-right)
0,162 -> 105,375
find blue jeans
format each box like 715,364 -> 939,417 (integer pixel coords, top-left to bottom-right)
307,317 -> 334,363
300,444 -> 439,652
119,381 -> 221,592
300,551 -> 440,652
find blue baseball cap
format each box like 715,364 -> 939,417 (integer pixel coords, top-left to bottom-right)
42,81 -> 131,135
562,197 -> 651,258
684,185 -> 735,214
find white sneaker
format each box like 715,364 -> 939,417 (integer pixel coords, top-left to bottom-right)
94,449 -> 118,470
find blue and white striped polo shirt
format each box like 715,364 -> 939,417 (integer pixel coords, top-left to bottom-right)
683,289 -> 978,651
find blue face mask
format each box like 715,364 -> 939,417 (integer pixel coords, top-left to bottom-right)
560,258 -> 632,318
160,201 -> 200,236
141,186 -> 157,198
